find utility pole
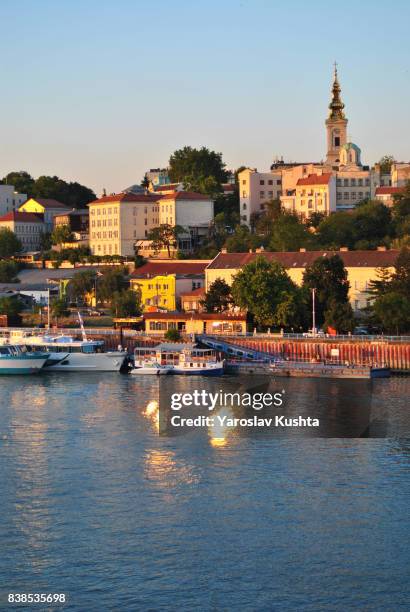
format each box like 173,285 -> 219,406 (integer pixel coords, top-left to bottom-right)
312,288 -> 316,336
47,288 -> 51,329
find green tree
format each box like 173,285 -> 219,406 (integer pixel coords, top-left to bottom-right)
269,212 -> 314,251
302,255 -> 350,326
97,268 -> 127,303
140,174 -> 150,190
51,225 -> 74,246
0,296 -> 23,324
231,256 -> 299,328
392,181 -> 410,237
168,146 -> 228,194
201,278 -> 232,313
317,212 -> 357,249
372,292 -> 410,334
110,289 -> 141,317
323,299 -> 355,333
1,171 -> 35,195
164,328 -> 182,342
0,260 -> 20,283
68,271 -> 96,303
147,224 -> 184,257
224,225 -> 261,252
51,298 -> 69,319
378,155 -> 395,173
0,228 -> 22,257
352,201 -> 392,249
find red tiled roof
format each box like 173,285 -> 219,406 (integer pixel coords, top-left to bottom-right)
181,287 -> 206,297
159,191 -> 212,201
143,311 -> 246,321
90,193 -> 161,204
297,173 -> 332,186
24,198 -> 69,210
131,260 -> 211,278
375,187 -> 405,196
0,211 -> 44,223
207,250 -> 400,270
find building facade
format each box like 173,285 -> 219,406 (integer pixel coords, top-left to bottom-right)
0,185 -> 27,215
19,198 -> 70,231
281,173 -> 336,219
205,248 -> 399,313
0,211 -> 45,251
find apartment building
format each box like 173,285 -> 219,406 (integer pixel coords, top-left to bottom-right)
19,198 -> 70,231
0,211 -> 45,251
0,185 -> 27,215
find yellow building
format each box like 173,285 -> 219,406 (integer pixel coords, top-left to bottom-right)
19,198 -> 70,231
143,312 -> 247,335
206,248 -> 399,313
131,274 -> 176,311
130,260 -> 209,311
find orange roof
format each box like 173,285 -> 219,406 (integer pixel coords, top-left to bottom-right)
90,192 -> 161,204
153,183 -> 180,192
159,191 -> 211,201
0,211 -> 44,223
131,260 -> 210,278
297,173 -> 332,186
181,287 -> 206,298
208,249 -> 400,269
375,187 -> 405,196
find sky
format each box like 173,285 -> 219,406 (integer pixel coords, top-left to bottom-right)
1,0 -> 410,196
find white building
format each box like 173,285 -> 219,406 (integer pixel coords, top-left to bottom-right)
281,173 -> 336,219
0,211 -> 45,251
0,185 -> 27,215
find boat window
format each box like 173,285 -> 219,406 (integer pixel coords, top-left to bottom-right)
82,345 -> 96,354
0,347 -> 10,354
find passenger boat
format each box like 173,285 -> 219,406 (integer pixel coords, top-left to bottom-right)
0,345 -> 50,374
130,359 -> 170,375
131,343 -> 224,376
1,331 -> 127,372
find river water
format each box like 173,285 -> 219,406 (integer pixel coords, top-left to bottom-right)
0,374 -> 409,611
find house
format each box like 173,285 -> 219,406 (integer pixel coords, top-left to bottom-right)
375,186 -> 405,208
130,260 -> 210,311
0,211 -> 45,251
143,311 -> 247,335
205,248 -> 399,312
181,287 -> 206,312
53,209 -> 89,233
281,173 -> 336,219
19,198 -> 70,231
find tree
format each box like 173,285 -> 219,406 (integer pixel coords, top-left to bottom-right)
317,212 -> 357,249
164,328 -> 182,342
254,199 -> 282,236
372,292 -> 410,334
1,171 -> 35,195
110,289 -> 141,317
224,225 -> 261,252
201,278 -> 232,313
302,255 -> 350,326
378,155 -> 395,174
0,260 -> 20,283
269,212 -> 314,252
0,228 -> 22,258
323,299 -> 355,334
97,268 -> 127,303
352,201 -> 392,249
168,146 -> 228,195
140,174 -> 150,190
147,224 -> 184,257
231,256 -> 299,328
0,296 -> 23,324
51,298 -> 69,319
40,232 -> 52,252
392,181 -> 410,237
51,225 -> 74,246
68,271 -> 96,303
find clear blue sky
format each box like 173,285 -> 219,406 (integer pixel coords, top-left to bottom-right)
1,0 -> 410,195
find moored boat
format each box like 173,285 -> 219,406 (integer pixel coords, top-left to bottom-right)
0,345 -> 50,374
132,343 -> 224,376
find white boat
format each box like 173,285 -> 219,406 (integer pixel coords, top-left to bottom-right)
130,360 -> 170,375
1,331 -> 127,372
132,343 -> 224,376
0,345 -> 50,374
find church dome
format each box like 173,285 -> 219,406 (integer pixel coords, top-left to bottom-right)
340,142 -> 361,166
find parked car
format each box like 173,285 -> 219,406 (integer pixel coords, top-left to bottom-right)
85,309 -> 102,317
354,326 -> 369,335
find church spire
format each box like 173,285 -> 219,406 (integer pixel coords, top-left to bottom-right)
328,62 -> 345,120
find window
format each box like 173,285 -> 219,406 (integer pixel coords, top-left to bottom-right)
337,178 -> 342,186
308,200 -> 313,209
365,178 -> 370,186
242,203 -> 247,210
260,180 -> 265,185
358,191 -> 363,199
351,178 -> 356,186
351,192 -> 356,199
344,192 -> 349,200
268,191 -> 273,197
260,191 -> 265,198
335,136 -> 340,147
358,179 -> 363,186
343,179 -> 348,186
337,192 -> 342,199
276,179 -> 282,185
242,180 -> 246,185
268,180 -> 273,185
242,191 -> 247,198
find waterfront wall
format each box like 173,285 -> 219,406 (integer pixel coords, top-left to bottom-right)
223,337 -> 410,372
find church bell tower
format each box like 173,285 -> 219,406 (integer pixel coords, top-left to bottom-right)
325,63 -> 348,167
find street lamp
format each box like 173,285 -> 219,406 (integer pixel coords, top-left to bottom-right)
312,288 -> 316,336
